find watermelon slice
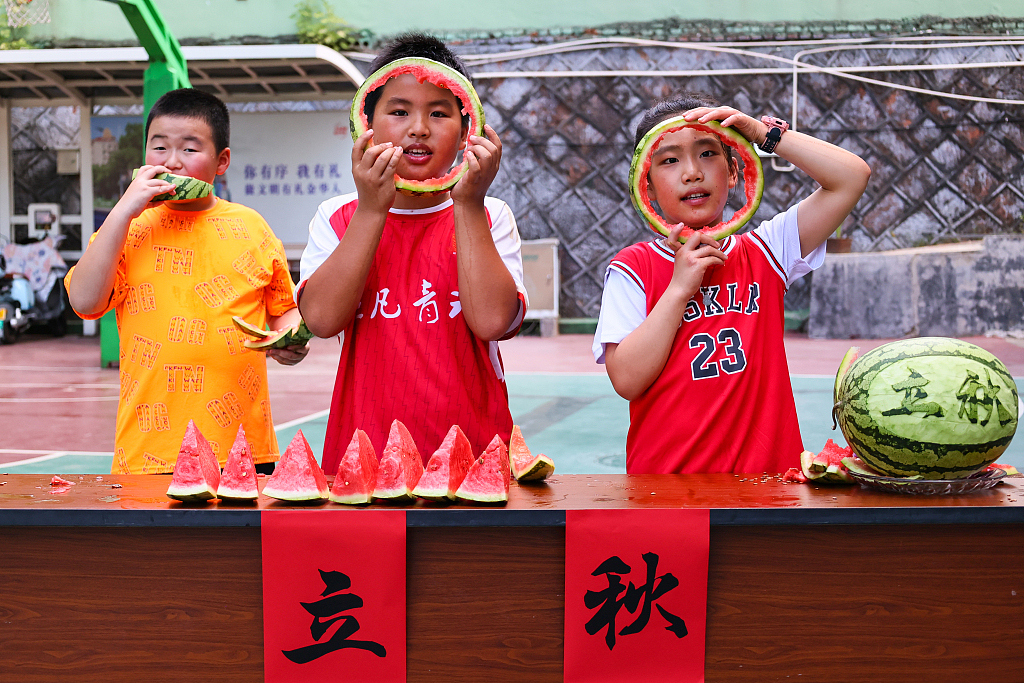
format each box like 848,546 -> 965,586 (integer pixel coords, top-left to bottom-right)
372,420 -> 424,503
330,429 -> 379,505
262,430 -> 329,502
231,315 -> 273,339
166,420 -> 221,501
217,425 -> 259,501
413,424 -> 474,502
131,168 -> 213,202
628,116 -> 764,242
834,346 -> 860,404
508,425 -> 555,482
800,439 -> 856,485
350,57 -> 485,195
233,318 -> 315,350
455,435 -> 511,504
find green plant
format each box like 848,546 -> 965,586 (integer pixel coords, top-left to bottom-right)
0,8 -> 33,50
292,0 -> 363,52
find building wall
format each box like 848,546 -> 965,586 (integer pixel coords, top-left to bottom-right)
27,0 -> 1024,45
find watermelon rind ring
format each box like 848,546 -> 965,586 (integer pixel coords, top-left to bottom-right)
628,116 -> 764,242
350,57 -> 486,196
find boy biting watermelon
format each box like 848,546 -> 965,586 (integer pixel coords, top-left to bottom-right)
66,89 -> 308,475
594,94 -> 871,474
297,34 -> 527,470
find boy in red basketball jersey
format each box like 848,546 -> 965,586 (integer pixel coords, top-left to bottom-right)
298,34 -> 526,472
594,94 -> 870,474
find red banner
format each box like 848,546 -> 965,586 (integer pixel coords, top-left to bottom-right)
262,510 -> 406,683
564,509 -> 710,683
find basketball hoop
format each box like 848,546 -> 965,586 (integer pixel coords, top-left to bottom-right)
5,0 -> 50,28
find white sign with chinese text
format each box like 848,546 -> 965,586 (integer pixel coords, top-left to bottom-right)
226,110 -> 355,257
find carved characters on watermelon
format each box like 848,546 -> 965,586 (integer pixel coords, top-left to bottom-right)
282,569 -> 386,664
956,368 -> 1015,427
881,368 -> 944,418
584,552 -> 688,651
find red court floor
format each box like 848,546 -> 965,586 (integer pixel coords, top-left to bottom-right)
1,331 -> 1022,464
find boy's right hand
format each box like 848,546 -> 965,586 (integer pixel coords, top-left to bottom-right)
665,227 -> 727,303
117,165 -> 175,220
351,129 -> 402,215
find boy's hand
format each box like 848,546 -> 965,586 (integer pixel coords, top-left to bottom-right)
451,124 -> 501,206
684,106 -> 766,147
266,343 -> 309,366
117,165 -> 176,220
664,226 -> 727,302
351,129 -> 402,214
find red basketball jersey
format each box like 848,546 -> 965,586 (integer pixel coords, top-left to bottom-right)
608,232 -> 804,474
301,195 -> 525,474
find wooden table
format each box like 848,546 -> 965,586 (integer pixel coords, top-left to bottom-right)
1,473 -> 1022,682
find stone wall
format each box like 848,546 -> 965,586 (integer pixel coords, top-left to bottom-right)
809,236 -> 1024,338
455,37 -> 1024,319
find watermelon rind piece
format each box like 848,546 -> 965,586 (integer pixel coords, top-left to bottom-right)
131,168 -> 213,202
799,440 -> 855,485
413,424 -> 474,502
509,425 -> 555,482
835,337 -> 1019,479
330,429 -> 379,505
167,420 -> 221,502
455,434 -> 511,505
217,425 -> 259,501
841,455 -> 881,477
262,430 -> 329,502
242,320 -> 315,350
372,420 -> 424,503
628,116 -> 764,242
834,346 -> 861,405
231,315 -> 273,339
349,57 -> 485,196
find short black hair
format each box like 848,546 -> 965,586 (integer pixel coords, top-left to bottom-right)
146,88 -> 230,153
634,92 -> 734,169
363,32 -> 472,128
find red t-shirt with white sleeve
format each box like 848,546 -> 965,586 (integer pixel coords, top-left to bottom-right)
299,194 -> 527,473
593,205 -> 824,474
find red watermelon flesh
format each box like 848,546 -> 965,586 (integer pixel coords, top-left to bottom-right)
330,429 -> 379,505
217,425 -> 258,501
373,420 -> 424,502
262,430 -> 329,502
456,434 -> 511,504
509,424 -> 555,482
800,439 -> 855,484
413,424 -> 474,501
167,420 -> 221,501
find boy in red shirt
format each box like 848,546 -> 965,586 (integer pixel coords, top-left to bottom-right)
594,94 -> 871,474
298,34 -> 526,470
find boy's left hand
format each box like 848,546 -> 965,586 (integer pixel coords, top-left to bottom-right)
684,106 -> 766,147
266,343 -> 309,366
451,124 -> 501,205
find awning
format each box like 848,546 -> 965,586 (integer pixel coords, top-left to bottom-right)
0,44 -> 366,106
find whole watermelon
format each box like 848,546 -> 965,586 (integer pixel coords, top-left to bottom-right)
834,338 -> 1018,479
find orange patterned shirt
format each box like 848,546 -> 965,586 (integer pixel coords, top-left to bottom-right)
67,200 -> 296,474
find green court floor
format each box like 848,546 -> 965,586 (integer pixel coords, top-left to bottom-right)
5,376 -> 1022,474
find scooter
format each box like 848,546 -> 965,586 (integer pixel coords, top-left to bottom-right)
0,235 -> 69,344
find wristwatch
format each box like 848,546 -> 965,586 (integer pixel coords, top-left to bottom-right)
759,116 -> 789,154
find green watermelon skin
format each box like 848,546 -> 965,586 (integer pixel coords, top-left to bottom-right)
166,420 -> 220,501
262,430 -> 329,501
413,425 -> 473,502
330,429 -> 378,505
456,435 -> 511,504
836,338 -> 1018,479
131,169 -> 213,201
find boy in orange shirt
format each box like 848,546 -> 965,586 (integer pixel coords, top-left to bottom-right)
67,89 -> 307,474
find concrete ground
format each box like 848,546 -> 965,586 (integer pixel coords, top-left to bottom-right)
1,331 -> 1022,474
